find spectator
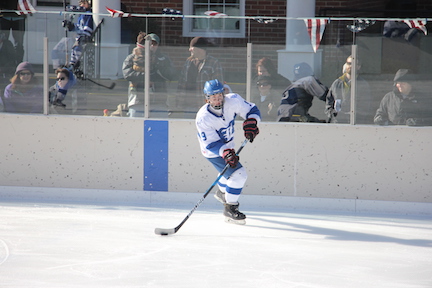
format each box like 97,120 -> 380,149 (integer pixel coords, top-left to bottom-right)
278,62 -> 328,122
48,67 -> 77,110
175,37 -> 224,116
1,62 -> 43,113
325,55 -> 373,124
122,32 -> 177,117
253,57 -> 291,93
251,76 -> 279,121
374,69 -> 432,126
383,21 -> 421,42
0,31 -> 17,87
0,0 -> 26,63
62,0 -> 94,69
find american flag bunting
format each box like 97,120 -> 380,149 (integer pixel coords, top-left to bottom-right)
403,20 -> 427,35
16,0 -> 37,15
304,19 -> 329,53
106,6 -> 131,18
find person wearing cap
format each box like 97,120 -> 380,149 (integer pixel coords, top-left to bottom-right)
325,55 -> 373,124
175,37 -> 224,116
374,69 -> 431,126
122,31 -> 177,117
1,61 -> 43,113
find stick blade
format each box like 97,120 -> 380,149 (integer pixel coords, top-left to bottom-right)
155,227 -> 176,236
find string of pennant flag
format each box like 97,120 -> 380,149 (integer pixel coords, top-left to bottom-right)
6,2 -> 429,53
104,6 -> 429,53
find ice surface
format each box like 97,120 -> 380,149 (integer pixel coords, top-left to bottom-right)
0,201 -> 431,288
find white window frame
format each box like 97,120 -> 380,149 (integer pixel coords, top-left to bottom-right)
182,0 -> 245,38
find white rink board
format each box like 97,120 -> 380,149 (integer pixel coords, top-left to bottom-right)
0,113 -> 431,204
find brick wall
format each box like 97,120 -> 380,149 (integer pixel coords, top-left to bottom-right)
119,0 -> 432,78
120,0 -> 431,46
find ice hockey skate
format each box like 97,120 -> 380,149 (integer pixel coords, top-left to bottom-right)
214,189 -> 226,204
224,202 -> 246,225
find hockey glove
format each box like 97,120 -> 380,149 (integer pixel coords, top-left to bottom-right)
243,118 -> 259,143
133,64 -> 144,72
223,149 -> 239,168
62,20 -> 75,32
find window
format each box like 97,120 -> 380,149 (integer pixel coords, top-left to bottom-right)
36,0 -> 70,7
183,0 -> 245,38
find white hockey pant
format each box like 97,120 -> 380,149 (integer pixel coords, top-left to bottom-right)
217,166 -> 247,204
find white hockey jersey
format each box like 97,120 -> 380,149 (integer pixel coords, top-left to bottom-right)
196,93 -> 261,158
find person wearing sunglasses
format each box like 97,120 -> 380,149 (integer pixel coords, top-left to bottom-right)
325,55 -> 373,124
48,67 -> 77,110
252,57 -> 291,96
1,61 -> 43,113
251,75 -> 279,121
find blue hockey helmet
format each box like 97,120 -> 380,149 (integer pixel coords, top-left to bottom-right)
293,62 -> 313,81
203,79 -> 224,99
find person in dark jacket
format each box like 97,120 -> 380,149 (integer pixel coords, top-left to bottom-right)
0,0 -> 26,63
175,37 -> 224,115
251,75 -> 279,121
374,69 -> 432,126
0,31 -> 17,86
253,57 -> 291,95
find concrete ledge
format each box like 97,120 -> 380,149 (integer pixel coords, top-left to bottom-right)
1,186 -> 431,216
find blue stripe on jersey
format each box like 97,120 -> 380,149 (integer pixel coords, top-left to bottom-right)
206,139 -> 226,156
144,120 -> 168,191
246,105 -> 261,119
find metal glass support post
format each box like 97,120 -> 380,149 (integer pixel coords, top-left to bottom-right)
43,37 -> 49,115
144,38 -> 150,118
350,44 -> 358,125
246,43 -> 252,102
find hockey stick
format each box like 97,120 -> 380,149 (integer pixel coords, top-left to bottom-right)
84,77 -> 116,89
155,139 -> 249,236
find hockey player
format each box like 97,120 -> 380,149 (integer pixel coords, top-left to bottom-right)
62,0 -> 94,68
196,79 -> 261,224
277,62 -> 328,122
